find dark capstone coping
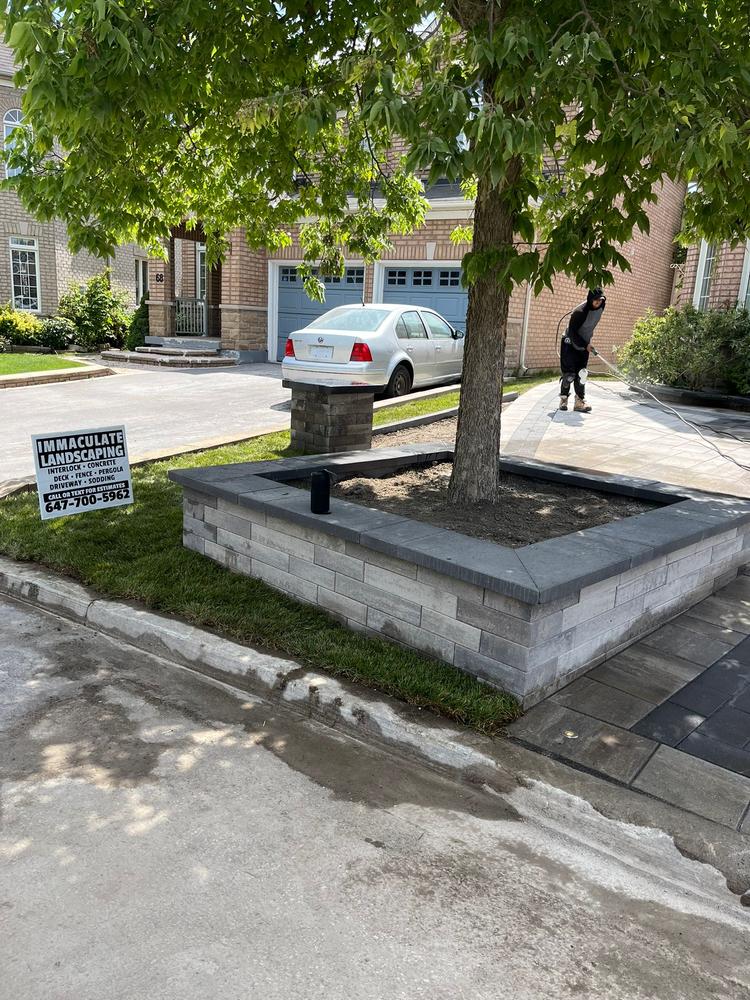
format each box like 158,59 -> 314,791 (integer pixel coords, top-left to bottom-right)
283,379 -> 385,395
168,445 -> 750,606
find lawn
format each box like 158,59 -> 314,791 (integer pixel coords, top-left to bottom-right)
373,372 -> 559,426
0,426 -> 522,733
0,353 -> 86,376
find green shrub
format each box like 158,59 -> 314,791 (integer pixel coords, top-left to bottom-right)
38,316 -> 77,351
618,305 -> 750,395
0,335 -> 10,353
58,270 -> 129,351
0,302 -> 43,346
124,297 -> 149,351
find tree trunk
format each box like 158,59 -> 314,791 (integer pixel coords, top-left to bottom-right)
448,170 -> 517,504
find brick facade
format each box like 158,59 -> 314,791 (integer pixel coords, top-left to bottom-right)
205,179 -> 683,368
0,53 -> 147,316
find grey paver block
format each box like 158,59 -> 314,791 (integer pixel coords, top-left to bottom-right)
640,621 -> 734,667
366,608 -> 455,663
453,646 -> 525,695
589,644 -> 704,703
550,676 -> 653,729
420,608 -> 481,651
315,546 -> 365,581
633,744 -> 750,828
364,564 -> 458,617
509,701 -> 657,784
317,586 -> 367,625
687,595 -> 750,634
337,576 -> 422,626
679,613 -> 747,646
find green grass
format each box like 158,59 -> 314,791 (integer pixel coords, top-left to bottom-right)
0,429 -> 520,733
373,373 -> 558,426
0,353 -> 86,376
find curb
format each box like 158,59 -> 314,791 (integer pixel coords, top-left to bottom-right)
372,391 -> 519,436
0,555 -> 500,780
1,553 -> 749,896
0,362 -> 113,390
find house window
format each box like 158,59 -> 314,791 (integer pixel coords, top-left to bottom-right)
439,270 -> 461,287
323,274 -> 341,285
4,109 -> 26,178
412,270 -> 433,286
693,240 -> 717,311
135,259 -> 149,303
387,269 -> 406,286
280,266 -> 297,283
196,242 -> 207,300
9,236 -> 40,311
345,267 -> 364,284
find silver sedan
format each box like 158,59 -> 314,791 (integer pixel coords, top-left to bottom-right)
280,303 -> 465,397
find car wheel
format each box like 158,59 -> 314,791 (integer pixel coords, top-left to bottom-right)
385,364 -> 413,398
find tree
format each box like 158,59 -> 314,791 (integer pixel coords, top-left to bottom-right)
4,1 -> 750,501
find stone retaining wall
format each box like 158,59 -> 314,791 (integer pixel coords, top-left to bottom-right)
181,482 -> 750,706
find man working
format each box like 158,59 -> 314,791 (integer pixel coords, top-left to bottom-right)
559,288 -> 606,412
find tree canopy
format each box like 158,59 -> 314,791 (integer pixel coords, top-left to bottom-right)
4,1 -> 750,499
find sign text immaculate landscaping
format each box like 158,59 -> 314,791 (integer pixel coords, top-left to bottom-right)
32,426 -> 133,521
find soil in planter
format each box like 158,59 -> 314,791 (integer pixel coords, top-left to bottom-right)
324,463 -> 658,548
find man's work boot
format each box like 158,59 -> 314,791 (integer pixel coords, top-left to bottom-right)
574,396 -> 592,413
559,395 -> 568,411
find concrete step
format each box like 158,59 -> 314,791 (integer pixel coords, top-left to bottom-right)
135,346 -> 218,357
101,350 -> 236,368
145,336 -> 221,350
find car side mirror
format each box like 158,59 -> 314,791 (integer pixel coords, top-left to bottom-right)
452,329 -> 465,339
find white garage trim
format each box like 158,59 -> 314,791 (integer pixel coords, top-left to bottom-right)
267,258 -> 365,363
372,260 -> 464,305
738,240 -> 750,310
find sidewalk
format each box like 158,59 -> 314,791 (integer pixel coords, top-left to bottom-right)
501,381 -> 750,497
509,572 -> 750,831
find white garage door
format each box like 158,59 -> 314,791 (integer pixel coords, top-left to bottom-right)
276,266 -> 364,361
381,266 -> 468,330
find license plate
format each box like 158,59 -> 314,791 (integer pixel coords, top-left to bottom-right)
309,345 -> 333,360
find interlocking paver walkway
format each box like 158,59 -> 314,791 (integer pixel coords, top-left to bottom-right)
501,380 -> 750,497
509,574 -> 750,831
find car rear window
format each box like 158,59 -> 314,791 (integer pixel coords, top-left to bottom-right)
307,308 -> 390,332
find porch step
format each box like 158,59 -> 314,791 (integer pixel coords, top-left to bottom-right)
135,346 -> 218,357
100,349 -> 237,368
145,336 -> 221,351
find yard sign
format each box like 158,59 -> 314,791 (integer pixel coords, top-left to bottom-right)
32,425 -> 133,521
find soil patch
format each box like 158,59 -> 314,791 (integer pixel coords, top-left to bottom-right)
326,463 -> 658,547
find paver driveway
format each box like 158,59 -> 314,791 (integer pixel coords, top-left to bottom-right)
0,362 -> 290,492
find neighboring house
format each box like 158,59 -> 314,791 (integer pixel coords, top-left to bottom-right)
149,177 -> 686,372
0,43 -> 148,317
673,238 -> 750,312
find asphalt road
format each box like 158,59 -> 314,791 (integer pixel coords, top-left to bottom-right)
1,595 -> 748,1000
0,362 -> 290,491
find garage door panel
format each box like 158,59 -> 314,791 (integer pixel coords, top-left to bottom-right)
276,266 -> 364,360
382,266 -> 467,329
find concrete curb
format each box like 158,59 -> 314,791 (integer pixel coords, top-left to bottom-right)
372,391 -> 519,436
0,361 -> 113,390
1,553 -> 749,895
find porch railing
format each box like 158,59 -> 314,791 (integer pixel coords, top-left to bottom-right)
175,297 -> 208,335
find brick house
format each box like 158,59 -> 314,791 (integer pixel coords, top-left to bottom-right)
149,177 -> 686,372
0,43 -> 148,317
672,237 -> 750,312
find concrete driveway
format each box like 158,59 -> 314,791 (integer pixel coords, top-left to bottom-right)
0,363 -> 290,492
1,595 -> 748,1000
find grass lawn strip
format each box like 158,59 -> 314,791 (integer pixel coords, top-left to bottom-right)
0,429 -> 523,733
0,353 -> 87,376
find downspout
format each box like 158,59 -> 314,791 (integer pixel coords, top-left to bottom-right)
518,278 -> 532,375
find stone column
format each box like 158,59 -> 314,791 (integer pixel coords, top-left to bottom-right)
147,238 -> 175,337
285,380 -> 380,453
219,228 -> 269,360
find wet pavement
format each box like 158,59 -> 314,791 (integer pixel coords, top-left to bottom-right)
2,594 -> 749,1000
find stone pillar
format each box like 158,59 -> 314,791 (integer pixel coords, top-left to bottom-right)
147,238 -> 175,337
219,228 -> 269,360
284,380 -> 380,453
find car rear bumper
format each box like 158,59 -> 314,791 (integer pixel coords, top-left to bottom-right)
281,360 -> 389,387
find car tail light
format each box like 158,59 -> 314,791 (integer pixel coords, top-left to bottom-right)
284,338 -> 295,358
350,342 -> 373,362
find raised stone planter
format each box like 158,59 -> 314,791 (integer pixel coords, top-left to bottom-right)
169,447 -> 750,706
283,379 -> 384,454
